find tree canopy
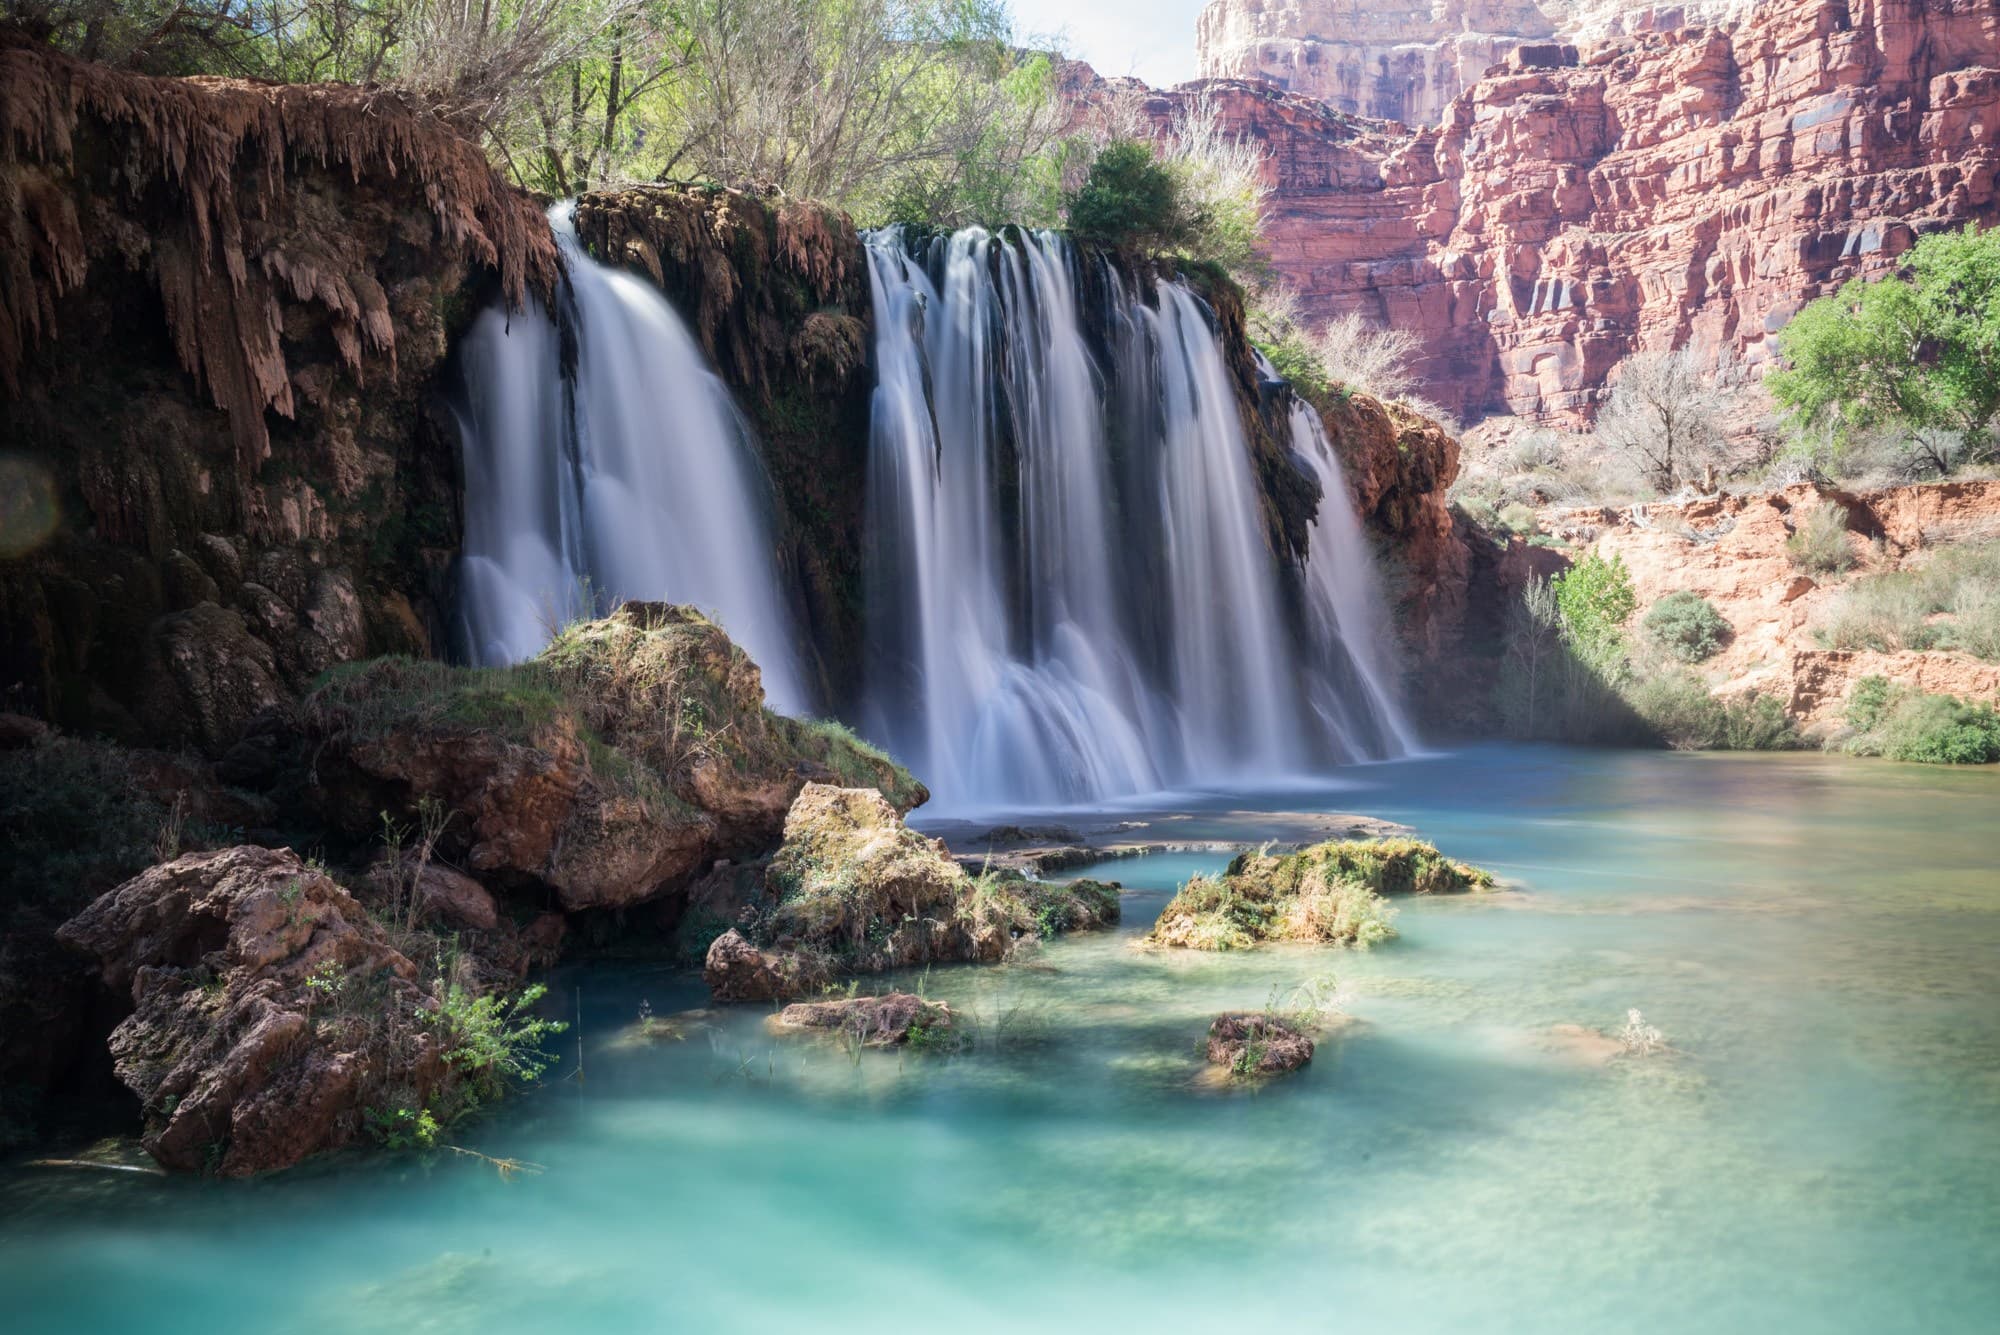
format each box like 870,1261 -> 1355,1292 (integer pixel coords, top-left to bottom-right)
1770,223 -> 2000,475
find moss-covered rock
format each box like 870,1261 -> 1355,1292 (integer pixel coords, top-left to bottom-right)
702,783 -> 1118,1002
300,603 -> 921,913
1146,837 -> 1493,951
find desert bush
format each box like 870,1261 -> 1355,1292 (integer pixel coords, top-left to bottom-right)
1843,681 -> 2000,763
1497,502 -> 1540,536
1595,349 -> 1735,492
1642,592 -> 1730,663
1786,502 -> 1855,575
1815,539 -> 2000,657
1626,672 -> 1796,750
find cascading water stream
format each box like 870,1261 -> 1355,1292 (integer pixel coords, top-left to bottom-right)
1285,397 -> 1420,758
860,226 -> 1412,808
453,204 -> 806,712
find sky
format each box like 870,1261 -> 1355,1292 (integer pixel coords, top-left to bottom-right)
1008,1 -> 1209,88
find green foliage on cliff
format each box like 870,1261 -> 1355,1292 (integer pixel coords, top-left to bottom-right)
1066,140 -> 1187,252
1553,553 -> 1638,672
1842,676 -> 2000,764
1771,223 -> 2000,476
1643,592 -> 1730,663
1815,539 -> 2000,660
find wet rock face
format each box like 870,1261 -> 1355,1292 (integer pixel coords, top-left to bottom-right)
56,846 -> 443,1176
0,34 -> 555,755
1206,1013 -> 1316,1077
1177,0 -> 2000,422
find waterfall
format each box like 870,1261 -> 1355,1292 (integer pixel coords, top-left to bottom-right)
861,227 -> 1412,808
1285,398 -> 1420,758
453,204 -> 806,713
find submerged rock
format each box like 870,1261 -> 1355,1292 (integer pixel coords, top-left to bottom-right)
702,784 -> 1120,1002
1205,1013 -> 1316,1078
1148,837 -> 1493,951
771,993 -> 960,1048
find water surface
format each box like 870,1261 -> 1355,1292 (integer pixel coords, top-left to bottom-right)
5,746 -> 1997,1333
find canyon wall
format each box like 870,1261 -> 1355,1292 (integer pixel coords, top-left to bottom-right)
1195,1 -> 1750,126
1181,0 -> 2000,422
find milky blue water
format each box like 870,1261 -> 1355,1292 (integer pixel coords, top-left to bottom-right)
4,745 -> 1998,1333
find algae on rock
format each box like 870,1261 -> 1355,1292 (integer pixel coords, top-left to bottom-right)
704,783 -> 1121,1002
301,602 -> 922,913
1147,837 -> 1493,951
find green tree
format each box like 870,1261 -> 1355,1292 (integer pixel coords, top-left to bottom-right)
1770,223 -> 2000,475
1064,139 -> 1186,252
1553,552 -> 1637,674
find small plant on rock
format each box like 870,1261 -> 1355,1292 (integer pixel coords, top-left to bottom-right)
1786,503 -> 1855,575
1643,592 -> 1730,663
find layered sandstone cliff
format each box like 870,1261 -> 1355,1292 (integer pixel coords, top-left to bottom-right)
1180,0 -> 2000,422
1195,0 -> 1749,126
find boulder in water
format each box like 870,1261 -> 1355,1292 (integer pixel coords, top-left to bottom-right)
299,603 -> 923,913
701,783 -> 1119,1002
771,993 -> 961,1048
1206,1013 -> 1316,1078
1148,837 -> 1493,951
57,847 -> 446,1176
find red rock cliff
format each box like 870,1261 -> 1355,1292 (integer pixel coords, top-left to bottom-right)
1180,0 -> 2000,422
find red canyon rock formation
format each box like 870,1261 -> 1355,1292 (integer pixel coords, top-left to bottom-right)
1175,0 -> 2000,423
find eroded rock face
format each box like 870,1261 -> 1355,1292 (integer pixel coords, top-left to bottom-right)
56,846 -> 442,1176
1545,477 -> 2000,730
1206,1013 -> 1316,1077
1173,0 -> 2000,422
0,33 -> 556,755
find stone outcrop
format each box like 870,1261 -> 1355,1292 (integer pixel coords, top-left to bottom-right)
56,847 -> 448,1176
1545,477 -> 2000,729
300,602 -> 924,914
702,783 -> 1120,1002
1147,836 -> 1492,950
1205,1012 -> 1316,1076
0,32 -> 556,753
1319,391 -> 1471,666
1172,0 -> 2000,422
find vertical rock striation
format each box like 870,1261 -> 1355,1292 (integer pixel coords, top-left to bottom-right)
1178,0 -> 2000,422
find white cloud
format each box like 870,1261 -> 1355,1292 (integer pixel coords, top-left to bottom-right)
1008,1 -> 1208,88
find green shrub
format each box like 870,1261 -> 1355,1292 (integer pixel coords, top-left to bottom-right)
1816,540 -> 2000,658
1498,502 -> 1539,536
1845,683 -> 2000,763
1554,552 -> 1638,670
1786,503 -> 1855,575
429,980 -> 566,1111
1844,675 -> 1897,732
1065,140 -> 1187,253
1643,592 -> 1730,663
1627,672 -> 1797,750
